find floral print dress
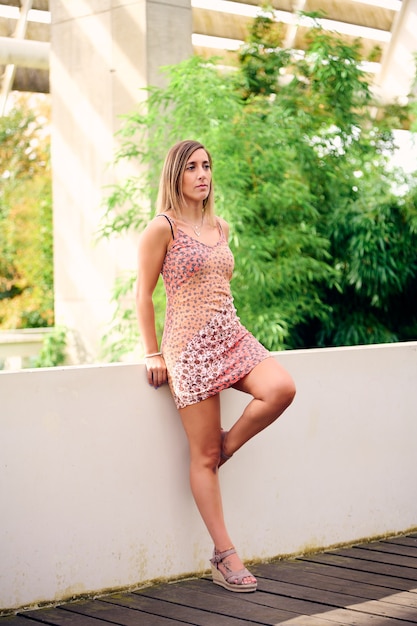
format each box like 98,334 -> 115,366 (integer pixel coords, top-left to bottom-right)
159,214 -> 270,409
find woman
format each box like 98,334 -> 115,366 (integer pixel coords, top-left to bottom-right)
136,139 -> 296,592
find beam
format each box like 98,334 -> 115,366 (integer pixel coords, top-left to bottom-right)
0,35 -> 49,68
0,0 -> 33,114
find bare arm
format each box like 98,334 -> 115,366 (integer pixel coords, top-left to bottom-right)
136,217 -> 171,388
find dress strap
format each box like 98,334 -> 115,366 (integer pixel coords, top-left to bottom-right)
216,218 -> 225,239
157,213 -> 175,239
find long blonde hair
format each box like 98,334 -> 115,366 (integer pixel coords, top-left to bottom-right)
156,140 -> 215,225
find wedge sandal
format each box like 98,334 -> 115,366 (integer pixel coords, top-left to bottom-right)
210,547 -> 257,593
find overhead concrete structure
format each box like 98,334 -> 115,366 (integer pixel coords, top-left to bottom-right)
374,0 -> 417,102
0,0 -> 49,94
1,0 -> 416,103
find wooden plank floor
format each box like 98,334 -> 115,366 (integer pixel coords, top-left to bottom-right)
2,533 -> 417,625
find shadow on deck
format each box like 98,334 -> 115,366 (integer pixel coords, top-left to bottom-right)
2,533 -> 417,625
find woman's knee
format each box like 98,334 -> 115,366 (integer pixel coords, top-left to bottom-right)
266,369 -> 296,413
280,372 -> 296,408
236,358 -> 296,410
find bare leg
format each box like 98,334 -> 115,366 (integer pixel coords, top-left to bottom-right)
179,395 -> 255,586
222,357 -> 295,461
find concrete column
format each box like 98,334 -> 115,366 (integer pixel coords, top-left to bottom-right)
375,0 -> 417,104
50,1 -> 192,362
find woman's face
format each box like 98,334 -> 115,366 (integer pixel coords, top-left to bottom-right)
181,148 -> 211,209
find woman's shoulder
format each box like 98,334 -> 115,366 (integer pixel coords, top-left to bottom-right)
141,213 -> 175,243
153,213 -> 176,230
216,215 -> 229,228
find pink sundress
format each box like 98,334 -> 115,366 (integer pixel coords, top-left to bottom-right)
159,215 -> 270,409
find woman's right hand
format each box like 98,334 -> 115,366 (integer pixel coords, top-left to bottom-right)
145,354 -> 168,389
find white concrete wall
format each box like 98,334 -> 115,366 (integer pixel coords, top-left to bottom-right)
1,342 -> 416,612
0,329 -> 51,370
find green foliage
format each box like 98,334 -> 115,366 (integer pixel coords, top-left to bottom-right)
101,9 -> 417,356
0,96 -> 53,329
101,274 -> 166,362
314,180 -> 417,346
33,326 -> 67,368
238,10 -> 289,98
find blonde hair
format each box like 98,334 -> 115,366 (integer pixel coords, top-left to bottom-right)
156,140 -> 215,225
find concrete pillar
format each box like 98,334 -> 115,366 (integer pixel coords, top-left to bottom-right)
50,1 -> 192,362
375,0 -> 417,104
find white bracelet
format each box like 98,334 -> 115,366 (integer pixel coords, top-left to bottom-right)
145,351 -> 163,358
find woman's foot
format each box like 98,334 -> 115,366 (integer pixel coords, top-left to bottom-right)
210,547 -> 257,592
218,430 -> 233,467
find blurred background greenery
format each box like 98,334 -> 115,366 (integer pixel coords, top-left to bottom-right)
1,10 -> 417,363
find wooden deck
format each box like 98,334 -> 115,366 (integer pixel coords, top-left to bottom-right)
2,533 -> 417,625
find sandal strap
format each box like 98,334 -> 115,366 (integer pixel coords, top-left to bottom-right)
210,547 -> 236,564
224,566 -> 254,585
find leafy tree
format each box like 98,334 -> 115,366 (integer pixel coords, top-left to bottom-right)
0,96 -> 53,329
100,9 -> 417,357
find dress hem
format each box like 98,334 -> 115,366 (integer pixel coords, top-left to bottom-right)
171,352 -> 271,410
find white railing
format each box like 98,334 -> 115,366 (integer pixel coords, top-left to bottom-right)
0,328 -> 51,370
1,341 -> 416,613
